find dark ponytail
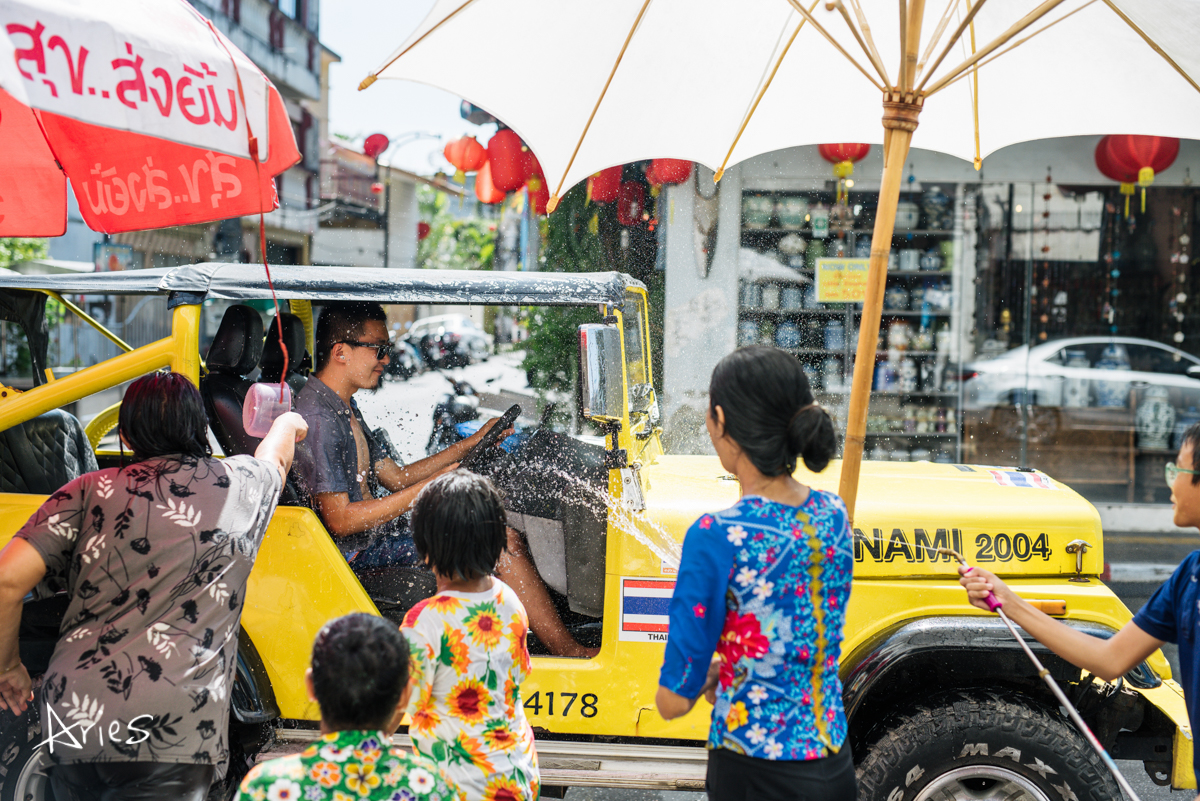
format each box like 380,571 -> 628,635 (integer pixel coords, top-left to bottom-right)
709,345 -> 837,476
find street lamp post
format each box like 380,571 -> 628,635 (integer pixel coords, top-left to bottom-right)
364,131 -> 441,269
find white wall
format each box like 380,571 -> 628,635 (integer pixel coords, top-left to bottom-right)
661,166 -> 742,454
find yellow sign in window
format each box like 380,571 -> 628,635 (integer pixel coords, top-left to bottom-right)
816,257 -> 870,303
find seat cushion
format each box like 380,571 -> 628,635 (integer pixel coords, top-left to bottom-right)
0,409 -> 99,494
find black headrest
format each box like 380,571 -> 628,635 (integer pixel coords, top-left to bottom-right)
206,304 -> 264,375
260,313 -> 310,381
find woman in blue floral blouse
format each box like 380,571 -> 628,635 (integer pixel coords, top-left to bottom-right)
656,345 -> 856,801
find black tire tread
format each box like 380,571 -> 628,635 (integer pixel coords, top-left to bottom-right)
856,690 -> 1119,801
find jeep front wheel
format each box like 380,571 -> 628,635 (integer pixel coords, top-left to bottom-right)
855,691 -> 1120,801
0,704 -> 52,801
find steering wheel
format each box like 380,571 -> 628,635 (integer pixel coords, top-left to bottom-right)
460,404 -> 521,471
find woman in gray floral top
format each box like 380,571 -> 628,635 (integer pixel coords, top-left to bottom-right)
0,371 -> 306,801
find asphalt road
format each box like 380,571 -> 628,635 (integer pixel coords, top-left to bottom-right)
357,358 -> 1194,800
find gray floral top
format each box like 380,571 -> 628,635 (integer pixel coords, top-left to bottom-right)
16,455 -> 281,777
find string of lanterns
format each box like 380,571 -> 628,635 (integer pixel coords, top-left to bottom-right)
442,128 -> 694,228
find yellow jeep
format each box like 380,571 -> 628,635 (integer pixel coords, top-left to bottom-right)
0,264 -> 1192,801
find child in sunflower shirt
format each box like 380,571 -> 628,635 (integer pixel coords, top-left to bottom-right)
237,614 -> 462,801
401,471 -> 539,801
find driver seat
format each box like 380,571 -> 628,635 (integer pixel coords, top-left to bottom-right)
201,304 -> 264,457
260,313 -> 310,396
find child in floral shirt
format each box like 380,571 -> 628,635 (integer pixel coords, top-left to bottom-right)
402,471 -> 539,801
237,614 -> 462,801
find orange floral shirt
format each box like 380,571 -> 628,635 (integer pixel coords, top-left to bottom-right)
402,580 -> 538,801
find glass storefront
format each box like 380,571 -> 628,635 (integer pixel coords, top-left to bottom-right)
965,181 -> 1198,504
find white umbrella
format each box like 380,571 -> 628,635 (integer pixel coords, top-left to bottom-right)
360,0 -> 1200,520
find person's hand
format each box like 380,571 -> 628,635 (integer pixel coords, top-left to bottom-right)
0,662 -> 33,716
274,411 -> 308,443
702,657 -> 722,705
958,564 -> 1015,613
470,416 -> 514,446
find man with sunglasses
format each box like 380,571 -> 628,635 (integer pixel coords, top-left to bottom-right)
291,302 -> 506,617
960,424 -> 1200,792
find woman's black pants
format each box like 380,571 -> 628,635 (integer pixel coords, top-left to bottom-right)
706,746 -> 857,801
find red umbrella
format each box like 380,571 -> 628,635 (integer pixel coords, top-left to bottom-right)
0,0 -> 301,236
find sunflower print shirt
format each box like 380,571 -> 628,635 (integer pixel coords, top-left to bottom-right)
402,580 -> 538,801
235,729 -> 463,801
659,491 -> 853,761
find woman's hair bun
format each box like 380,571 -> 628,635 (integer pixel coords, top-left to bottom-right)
788,403 -> 836,473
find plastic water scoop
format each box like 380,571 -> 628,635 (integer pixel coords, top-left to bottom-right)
243,380 -> 291,438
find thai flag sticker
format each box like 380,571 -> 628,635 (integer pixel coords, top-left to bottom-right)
619,578 -> 675,642
988,469 -> 1054,489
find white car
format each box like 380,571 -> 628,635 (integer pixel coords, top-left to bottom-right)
406,314 -> 494,366
963,336 -> 1200,410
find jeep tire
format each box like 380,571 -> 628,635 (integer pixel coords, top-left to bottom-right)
0,704 -> 53,801
855,691 -> 1120,801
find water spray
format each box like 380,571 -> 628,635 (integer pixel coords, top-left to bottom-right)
939,546 -> 1143,801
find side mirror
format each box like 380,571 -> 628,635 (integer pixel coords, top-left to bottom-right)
579,323 -> 624,422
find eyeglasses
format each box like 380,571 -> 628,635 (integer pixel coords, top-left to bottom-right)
340,340 -> 392,360
1165,462 -> 1200,487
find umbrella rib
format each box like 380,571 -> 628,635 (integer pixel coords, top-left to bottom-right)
921,0 -> 1069,94
783,0 -> 884,91
966,0 -> 982,170
359,0 -> 480,91
848,0 -> 892,87
828,1 -> 890,85
931,0 -> 1099,96
916,0 -> 961,76
715,2 -> 820,183
1103,0 -> 1200,95
926,0 -> 1089,96
898,0 -> 909,90
549,0 -> 654,210
913,0 -> 989,93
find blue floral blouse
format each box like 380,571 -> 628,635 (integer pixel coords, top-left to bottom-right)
659,491 -> 853,760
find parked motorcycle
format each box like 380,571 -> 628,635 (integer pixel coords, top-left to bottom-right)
384,337 -> 425,381
426,373 -> 481,455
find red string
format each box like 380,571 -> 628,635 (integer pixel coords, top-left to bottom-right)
206,17 -> 288,386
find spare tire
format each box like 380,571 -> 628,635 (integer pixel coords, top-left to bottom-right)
855,690 -> 1120,801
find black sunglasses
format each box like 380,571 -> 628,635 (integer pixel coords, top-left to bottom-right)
340,339 -> 392,360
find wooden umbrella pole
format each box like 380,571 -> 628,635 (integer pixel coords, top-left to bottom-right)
838,93 -> 922,523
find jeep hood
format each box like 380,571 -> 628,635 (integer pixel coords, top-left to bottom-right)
636,456 -> 1104,580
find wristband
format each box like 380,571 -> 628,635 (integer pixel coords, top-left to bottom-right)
0,658 -> 21,677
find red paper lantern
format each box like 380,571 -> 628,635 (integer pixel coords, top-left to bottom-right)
363,133 -> 390,160
526,152 -> 544,190
616,181 -> 645,227
1095,134 -> 1180,214
818,143 -> 871,167
588,166 -> 622,203
647,159 -> 692,187
443,136 -> 487,183
528,183 -> 549,215
417,221 -> 431,240
474,161 -> 506,204
487,129 -> 531,192
818,143 -> 871,203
